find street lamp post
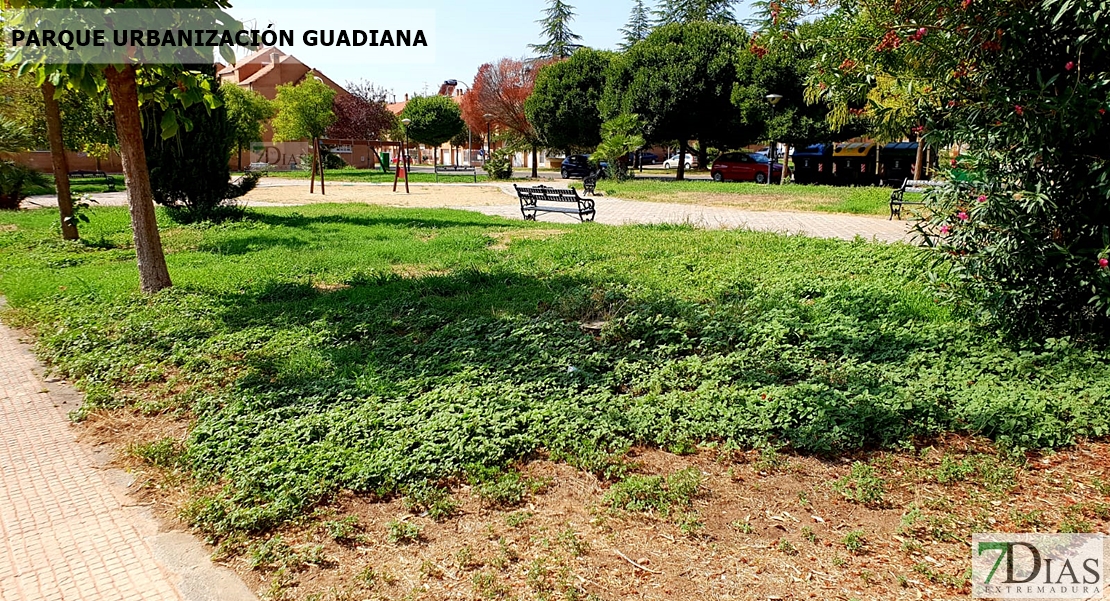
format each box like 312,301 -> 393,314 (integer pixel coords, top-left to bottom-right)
483,113 -> 494,171
451,80 -> 472,165
394,117 -> 411,193
765,94 -> 783,185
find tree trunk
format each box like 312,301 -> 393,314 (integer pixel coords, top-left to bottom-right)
41,82 -> 79,241
104,65 -> 172,294
913,140 -> 925,180
780,143 -> 791,184
318,138 -> 325,195
531,146 -> 538,178
676,140 -> 687,181
310,136 -> 318,193
696,139 -> 707,172
237,143 -> 243,171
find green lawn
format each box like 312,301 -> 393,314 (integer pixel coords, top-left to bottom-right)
1,204 -> 1107,536
25,174 -> 126,197
591,178 -> 902,216
263,168 -> 493,184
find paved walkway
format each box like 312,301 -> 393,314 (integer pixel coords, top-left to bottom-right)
24,181 -> 912,244
0,309 -> 255,601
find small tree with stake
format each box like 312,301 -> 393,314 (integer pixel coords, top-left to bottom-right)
222,84 -> 275,171
272,76 -> 336,194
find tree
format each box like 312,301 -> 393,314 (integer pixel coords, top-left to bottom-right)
620,0 -> 653,49
525,49 -> 613,154
327,79 -> 397,165
143,66 -> 258,222
9,1 -> 242,294
462,58 -> 553,178
592,114 -> 647,180
763,0 -> 1110,337
222,84 -> 275,171
529,0 -> 582,59
602,22 -> 745,180
654,0 -> 738,26
272,76 -> 336,192
399,95 -> 465,165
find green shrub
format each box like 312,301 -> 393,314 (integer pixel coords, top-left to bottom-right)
604,467 -> 702,515
0,160 -> 50,210
386,519 -> 423,544
484,148 -> 513,180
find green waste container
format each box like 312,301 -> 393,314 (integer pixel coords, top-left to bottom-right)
379,152 -> 390,173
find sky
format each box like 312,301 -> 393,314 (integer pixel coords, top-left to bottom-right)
224,0 -> 755,100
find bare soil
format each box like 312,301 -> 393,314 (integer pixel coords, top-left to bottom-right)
94,410 -> 1110,601
243,183 -> 516,208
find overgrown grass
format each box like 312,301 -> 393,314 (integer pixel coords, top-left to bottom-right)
590,178 -> 905,216
1,203 -> 1108,537
263,168 -> 492,184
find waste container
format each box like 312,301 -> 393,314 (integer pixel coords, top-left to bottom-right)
379,151 -> 390,173
879,142 -> 918,187
832,142 -> 878,186
791,143 -> 834,185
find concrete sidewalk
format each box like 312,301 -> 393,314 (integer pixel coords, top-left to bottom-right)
0,306 -> 255,601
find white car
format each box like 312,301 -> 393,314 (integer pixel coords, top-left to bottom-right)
662,153 -> 695,169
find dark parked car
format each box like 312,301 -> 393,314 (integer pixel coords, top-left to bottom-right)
626,151 -> 658,165
710,151 -> 783,183
560,154 -> 607,179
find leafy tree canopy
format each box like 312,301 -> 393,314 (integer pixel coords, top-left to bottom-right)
399,94 -> 465,148
272,76 -> 337,142
525,48 -> 614,153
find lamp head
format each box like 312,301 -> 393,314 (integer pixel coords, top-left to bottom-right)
765,93 -> 783,106
401,118 -> 412,125
483,113 -> 494,121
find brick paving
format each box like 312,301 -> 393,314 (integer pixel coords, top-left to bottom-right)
0,319 -> 194,601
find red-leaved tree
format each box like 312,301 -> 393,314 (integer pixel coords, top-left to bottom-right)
461,57 -> 554,177
327,80 -> 398,165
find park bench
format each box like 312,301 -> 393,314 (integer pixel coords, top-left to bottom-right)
246,162 -> 271,173
434,164 -> 477,182
514,184 -> 596,222
68,169 -> 115,191
890,178 -> 945,220
582,173 -> 598,195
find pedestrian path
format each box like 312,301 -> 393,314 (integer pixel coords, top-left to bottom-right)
0,309 -> 255,601
472,186 -> 911,243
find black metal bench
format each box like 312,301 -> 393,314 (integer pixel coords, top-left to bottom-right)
434,164 -> 477,182
582,173 -> 598,195
69,169 -> 116,191
890,178 -> 945,220
514,184 -> 595,222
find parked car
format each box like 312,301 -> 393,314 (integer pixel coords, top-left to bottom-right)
560,154 -> 607,179
662,153 -> 696,169
710,151 -> 784,184
632,151 -> 659,165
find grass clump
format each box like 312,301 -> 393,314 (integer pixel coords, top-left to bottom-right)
833,462 -> 886,506
604,467 -> 702,515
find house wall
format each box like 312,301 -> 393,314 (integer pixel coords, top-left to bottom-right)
13,150 -> 123,174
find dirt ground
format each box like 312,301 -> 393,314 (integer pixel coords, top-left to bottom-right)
244,182 -> 517,208
86,401 -> 1110,601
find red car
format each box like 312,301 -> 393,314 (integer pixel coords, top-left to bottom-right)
710,151 -> 784,183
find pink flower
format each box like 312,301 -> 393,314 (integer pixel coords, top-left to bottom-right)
1100,258 -> 1109,268
1014,105 -> 1024,116
977,195 -> 987,203
917,27 -> 927,38
957,211 -> 969,221
939,225 -> 951,234
950,159 -> 958,167
1065,61 -> 1075,71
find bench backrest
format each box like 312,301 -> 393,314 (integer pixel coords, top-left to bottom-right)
435,165 -> 475,171
515,185 -> 582,203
